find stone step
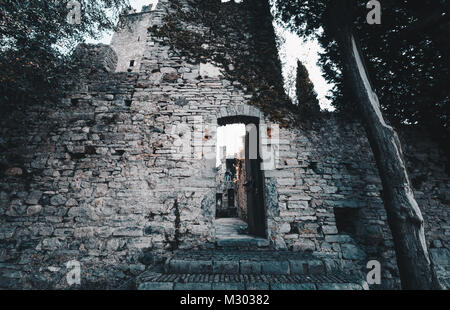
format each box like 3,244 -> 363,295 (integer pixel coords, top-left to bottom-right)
164,250 -> 338,275
214,218 -> 269,249
137,271 -> 368,290
215,236 -> 270,248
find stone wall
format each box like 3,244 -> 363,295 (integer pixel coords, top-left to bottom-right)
0,0 -> 448,289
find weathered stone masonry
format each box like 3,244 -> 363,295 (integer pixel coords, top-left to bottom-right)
0,0 -> 448,289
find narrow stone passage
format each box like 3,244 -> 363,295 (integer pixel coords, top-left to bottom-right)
215,218 -> 269,248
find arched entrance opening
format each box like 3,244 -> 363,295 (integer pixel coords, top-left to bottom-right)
215,116 -> 267,241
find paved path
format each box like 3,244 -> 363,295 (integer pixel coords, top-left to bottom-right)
215,218 -> 269,248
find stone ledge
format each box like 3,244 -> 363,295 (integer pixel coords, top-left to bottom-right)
164,250 -> 333,275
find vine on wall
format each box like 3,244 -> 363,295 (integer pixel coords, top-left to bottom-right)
150,0 -> 304,127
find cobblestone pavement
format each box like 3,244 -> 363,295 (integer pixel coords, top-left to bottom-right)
137,271 -> 367,290
136,249 -> 367,290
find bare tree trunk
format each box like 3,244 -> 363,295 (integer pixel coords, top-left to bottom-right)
326,4 -> 443,290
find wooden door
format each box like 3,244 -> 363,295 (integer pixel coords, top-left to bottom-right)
244,125 -> 266,238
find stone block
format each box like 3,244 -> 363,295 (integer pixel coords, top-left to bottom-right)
292,239 -> 316,252
0,225 -> 16,239
41,238 -> 62,250
322,225 -> 338,235
289,195 -> 311,201
189,260 -> 213,273
174,283 -> 212,290
138,282 -> 174,290
308,260 -> 325,274
261,261 -> 289,275
309,186 -> 322,193
240,261 -> 261,274
212,283 -> 245,290
288,260 -> 309,274
271,283 -> 316,290
245,282 -> 270,290
325,235 -> 353,243
277,178 -> 296,186
50,194 -> 66,206
264,170 -> 294,178
26,205 -> 42,216
274,237 -> 288,250
168,259 -> 187,273
341,244 -> 366,260
26,191 -> 43,205
316,283 -> 363,290
279,223 -> 291,233
324,186 -> 338,194
288,201 -> 309,209
213,261 -> 239,274
112,227 -> 143,237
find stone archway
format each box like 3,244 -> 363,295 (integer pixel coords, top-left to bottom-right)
214,105 -> 268,246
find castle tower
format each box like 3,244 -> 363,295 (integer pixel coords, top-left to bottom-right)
110,3 -> 164,72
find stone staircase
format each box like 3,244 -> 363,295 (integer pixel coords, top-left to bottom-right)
137,249 -> 368,290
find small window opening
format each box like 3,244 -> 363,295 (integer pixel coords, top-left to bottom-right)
129,60 -> 135,67
334,207 -> 360,235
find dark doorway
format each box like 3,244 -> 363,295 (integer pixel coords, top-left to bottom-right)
334,207 -> 360,235
228,189 -> 235,208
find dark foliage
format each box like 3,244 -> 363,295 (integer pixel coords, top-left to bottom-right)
295,60 -> 320,117
275,0 -> 449,154
0,0 -> 130,106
